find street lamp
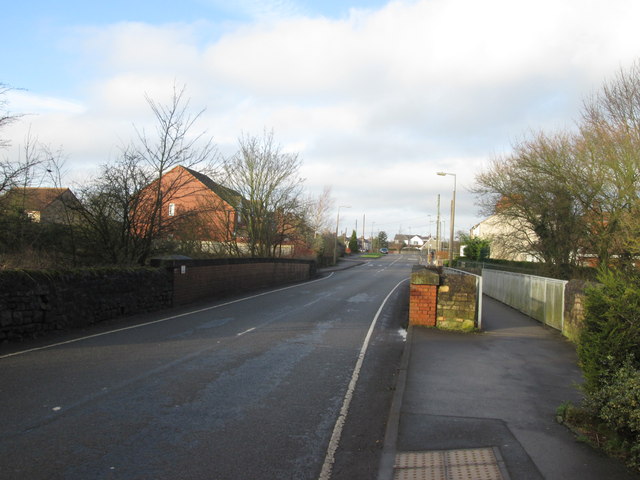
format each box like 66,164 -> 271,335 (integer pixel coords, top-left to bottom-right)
333,205 -> 351,265
437,172 -> 457,264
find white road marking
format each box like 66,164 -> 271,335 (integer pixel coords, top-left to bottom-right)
0,272 -> 335,360
374,255 -> 405,274
236,327 -> 256,337
318,277 -> 409,480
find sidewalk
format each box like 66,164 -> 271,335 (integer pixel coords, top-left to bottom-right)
379,296 -> 640,480
317,256 -> 366,274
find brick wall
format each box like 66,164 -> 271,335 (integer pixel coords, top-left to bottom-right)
408,266 -> 439,326
409,284 -> 438,326
151,257 -> 316,306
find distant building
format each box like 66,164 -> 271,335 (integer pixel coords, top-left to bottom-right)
394,233 -> 431,247
0,187 -> 80,224
470,214 -> 538,262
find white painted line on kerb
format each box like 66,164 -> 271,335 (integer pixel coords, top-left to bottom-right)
0,272 -> 335,360
318,277 -> 409,480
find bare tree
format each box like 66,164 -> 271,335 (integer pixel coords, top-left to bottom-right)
0,86 -> 37,195
76,85 -> 220,265
222,130 -> 305,257
577,61 -> 640,269
307,186 -> 334,236
301,186 -> 335,259
474,60 -> 640,274
474,130 -> 585,275
0,84 -> 23,149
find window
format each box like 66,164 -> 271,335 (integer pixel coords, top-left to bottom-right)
26,210 -> 41,222
168,203 -> 175,216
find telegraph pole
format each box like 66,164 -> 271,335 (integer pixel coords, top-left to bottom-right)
436,194 -> 441,258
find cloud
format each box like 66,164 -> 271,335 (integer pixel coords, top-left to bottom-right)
6,90 -> 85,116
5,0 -> 640,234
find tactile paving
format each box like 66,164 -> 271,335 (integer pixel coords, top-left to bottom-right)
445,448 -> 497,466
394,466 -> 447,480
395,451 -> 445,468
393,448 -> 506,480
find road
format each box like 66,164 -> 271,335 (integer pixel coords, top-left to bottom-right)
0,254 -> 416,480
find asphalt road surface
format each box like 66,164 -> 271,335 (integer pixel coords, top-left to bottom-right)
0,254 -> 416,480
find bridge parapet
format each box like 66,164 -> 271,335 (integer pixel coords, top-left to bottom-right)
409,265 -> 480,331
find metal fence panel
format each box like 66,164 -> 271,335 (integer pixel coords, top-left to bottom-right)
482,269 -> 567,331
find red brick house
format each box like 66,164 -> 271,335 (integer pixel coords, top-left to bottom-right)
137,165 -> 242,245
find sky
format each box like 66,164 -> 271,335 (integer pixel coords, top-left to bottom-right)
2,0 -> 640,239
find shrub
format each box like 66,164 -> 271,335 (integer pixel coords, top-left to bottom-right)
574,269 -> 640,470
582,357 -> 640,469
587,358 -> 640,434
578,269 -> 640,394
463,237 -> 490,261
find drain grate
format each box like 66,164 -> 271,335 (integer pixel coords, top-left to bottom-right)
393,448 -> 507,480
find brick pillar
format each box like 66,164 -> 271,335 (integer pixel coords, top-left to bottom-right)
409,265 -> 440,326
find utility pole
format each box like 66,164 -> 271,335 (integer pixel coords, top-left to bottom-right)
333,205 -> 351,265
371,221 -> 375,251
437,172 -> 457,264
436,194 -> 441,259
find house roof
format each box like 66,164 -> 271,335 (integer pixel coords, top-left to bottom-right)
394,233 -> 431,242
1,187 -> 72,211
181,167 -> 243,207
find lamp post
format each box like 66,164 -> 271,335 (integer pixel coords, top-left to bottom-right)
333,205 -> 351,265
437,172 -> 456,264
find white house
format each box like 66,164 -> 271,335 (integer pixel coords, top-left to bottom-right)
470,214 -> 539,262
394,234 -> 431,247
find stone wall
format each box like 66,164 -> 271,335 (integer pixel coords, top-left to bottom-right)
563,279 -> 595,343
0,268 -> 172,342
436,272 -> 478,332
